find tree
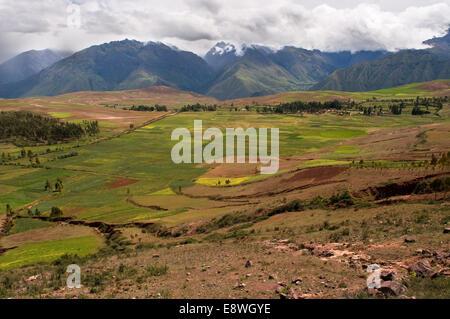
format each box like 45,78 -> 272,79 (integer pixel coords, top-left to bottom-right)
50,206 -> 63,218
54,178 -> 63,192
45,180 -> 52,191
444,177 -> 450,199
430,178 -> 443,200
34,208 -> 41,216
431,154 -> 438,166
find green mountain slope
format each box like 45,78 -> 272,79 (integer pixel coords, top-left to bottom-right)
312,50 -> 450,92
206,48 -> 303,100
0,40 -> 214,98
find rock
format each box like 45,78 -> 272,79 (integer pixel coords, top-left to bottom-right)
408,260 -> 437,278
433,251 -> 449,260
380,269 -> 398,281
438,268 -> 450,277
26,274 -> 42,282
367,288 -> 384,297
314,248 -> 334,257
233,282 -> 246,290
292,277 -> 302,285
268,274 -> 277,280
378,281 -> 407,296
245,260 -> 253,268
279,293 -> 288,299
404,237 -> 416,243
152,254 -> 160,258
416,248 -> 432,255
277,281 -> 287,287
444,228 -> 450,234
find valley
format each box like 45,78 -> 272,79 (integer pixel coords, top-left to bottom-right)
0,80 -> 449,298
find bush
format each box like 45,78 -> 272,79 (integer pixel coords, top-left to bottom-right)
146,264 -> 169,276
50,206 -> 63,218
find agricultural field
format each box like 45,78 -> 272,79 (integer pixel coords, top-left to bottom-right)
0,80 -> 449,299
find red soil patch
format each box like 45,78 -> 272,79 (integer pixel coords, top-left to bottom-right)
286,166 -> 348,183
418,81 -> 450,91
107,178 -> 138,188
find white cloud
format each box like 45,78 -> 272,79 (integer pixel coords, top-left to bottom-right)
0,0 -> 449,62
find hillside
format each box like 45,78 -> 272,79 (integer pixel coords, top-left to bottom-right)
0,49 -> 71,85
313,29 -> 450,92
221,80 -> 450,106
312,50 -> 450,92
0,40 -> 214,99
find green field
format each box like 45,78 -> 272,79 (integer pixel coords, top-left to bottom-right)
0,236 -> 102,270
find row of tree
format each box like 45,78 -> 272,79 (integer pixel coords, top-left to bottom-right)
257,100 -> 345,114
126,105 -> 168,112
180,103 -> 217,112
0,111 -> 99,145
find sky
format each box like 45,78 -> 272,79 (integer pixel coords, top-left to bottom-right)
0,0 -> 449,63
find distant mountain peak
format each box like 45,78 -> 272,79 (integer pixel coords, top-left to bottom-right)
242,44 -> 276,55
423,28 -> 450,46
207,42 -> 237,56
204,42 -> 239,71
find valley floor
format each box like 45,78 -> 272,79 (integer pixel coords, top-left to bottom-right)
0,83 -> 449,298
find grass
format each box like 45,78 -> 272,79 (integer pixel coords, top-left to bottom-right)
9,218 -> 52,234
298,159 -> 351,168
195,177 -> 250,187
151,188 -> 176,196
334,145 -> 361,154
0,235 -> 102,270
47,111 -> 72,119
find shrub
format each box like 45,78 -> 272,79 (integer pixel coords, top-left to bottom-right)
146,264 -> 169,276
50,206 -> 63,218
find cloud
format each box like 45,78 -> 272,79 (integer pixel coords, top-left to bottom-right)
0,0 -> 449,62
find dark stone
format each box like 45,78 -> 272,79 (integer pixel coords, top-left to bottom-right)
408,260 -> 437,278
379,281 -> 407,296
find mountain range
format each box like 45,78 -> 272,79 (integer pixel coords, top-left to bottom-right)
0,29 -> 449,100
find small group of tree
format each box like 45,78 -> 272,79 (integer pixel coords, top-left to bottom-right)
389,104 -> 403,115
411,105 -> 430,115
414,177 -> 450,200
0,111 -> 99,145
82,120 -> 99,136
430,152 -> 450,166
45,178 -> 64,192
258,100 -> 346,114
127,104 -> 168,112
180,103 -> 217,112
57,151 -> 78,160
217,179 -> 231,186
50,206 -> 63,218
27,208 -> 41,217
414,96 -> 446,109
